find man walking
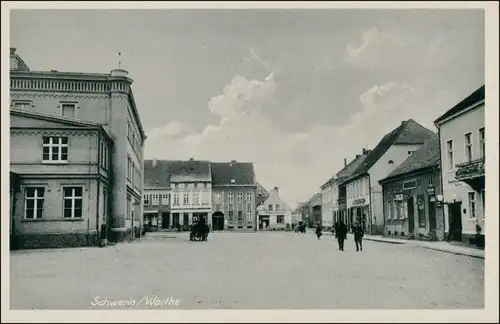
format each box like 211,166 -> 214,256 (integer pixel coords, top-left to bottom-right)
352,222 -> 364,251
336,220 -> 347,251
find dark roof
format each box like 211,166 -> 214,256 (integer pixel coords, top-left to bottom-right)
434,85 -> 485,125
169,160 -> 211,183
210,161 -> 255,186
144,160 -> 171,188
320,152 -> 370,188
380,134 -> 440,183
343,119 -> 435,184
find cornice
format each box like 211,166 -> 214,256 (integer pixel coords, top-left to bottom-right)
11,129 -> 96,137
10,92 -> 109,100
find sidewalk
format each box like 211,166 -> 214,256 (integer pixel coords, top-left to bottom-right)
362,234 -> 485,259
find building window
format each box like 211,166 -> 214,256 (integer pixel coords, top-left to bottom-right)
127,121 -> 131,140
215,193 -> 222,204
183,193 -> 189,205
183,213 -> 189,226
237,193 -> 243,203
277,215 -> 285,224
99,141 -> 108,169
402,180 -> 417,190
479,127 -> 485,159
204,183 -> 208,188
152,193 -> 159,205
60,102 -> 77,118
464,132 -> 472,162
63,187 -> 83,219
246,210 -> 252,222
12,100 -> 32,110
228,193 -> 234,204
103,188 -> 107,222
228,210 -> 234,221
447,140 -> 454,170
408,151 -> 414,155
42,136 -> 68,162
24,187 -> 45,219
387,201 -> 392,220
238,210 -> 243,222
468,192 -> 476,219
428,177 -> 433,186
173,193 -> 180,206
275,204 -> 280,210
126,197 -> 132,220
268,204 -> 273,211
161,193 -> 169,205
192,192 -> 200,205
144,194 -> 150,206
417,179 -> 422,187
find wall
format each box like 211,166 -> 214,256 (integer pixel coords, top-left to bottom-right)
382,170 -> 445,240
368,143 -> 424,231
212,186 -> 256,229
321,184 -> 333,227
259,189 -> 292,229
439,103 -> 485,236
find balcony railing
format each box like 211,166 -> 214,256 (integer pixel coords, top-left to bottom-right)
455,157 -> 485,181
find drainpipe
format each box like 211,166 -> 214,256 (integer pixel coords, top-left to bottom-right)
382,180 -> 386,236
435,126 -> 446,240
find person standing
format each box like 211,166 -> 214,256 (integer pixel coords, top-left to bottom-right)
352,222 -> 364,251
336,220 -> 347,251
315,223 -> 323,239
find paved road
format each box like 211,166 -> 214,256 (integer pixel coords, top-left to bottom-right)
9,231 -> 484,309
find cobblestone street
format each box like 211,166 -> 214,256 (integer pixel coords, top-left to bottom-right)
10,232 -> 484,310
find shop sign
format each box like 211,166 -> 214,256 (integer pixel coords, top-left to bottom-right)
394,193 -> 404,201
426,186 -> 435,195
352,198 -> 366,206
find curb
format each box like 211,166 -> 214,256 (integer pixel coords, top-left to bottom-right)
420,246 -> 485,259
363,237 -> 407,245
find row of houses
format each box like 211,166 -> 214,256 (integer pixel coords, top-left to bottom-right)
9,48 -> 147,250
307,85 -> 485,244
142,157 -> 295,232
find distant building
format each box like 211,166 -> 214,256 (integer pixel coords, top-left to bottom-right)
379,135 -> 445,241
256,182 -> 270,207
211,161 -> 257,231
307,193 -> 322,227
320,179 -> 334,228
341,119 -> 435,234
143,159 -> 171,231
9,48 -> 146,249
257,187 -> 292,230
170,159 -> 212,229
434,85 -> 485,243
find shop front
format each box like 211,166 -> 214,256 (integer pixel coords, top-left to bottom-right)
348,197 -> 369,232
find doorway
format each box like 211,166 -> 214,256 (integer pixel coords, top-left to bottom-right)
259,215 -> 270,230
407,197 -> 415,234
428,198 -> 437,233
212,212 -> 225,231
162,212 -> 170,229
448,202 -> 463,242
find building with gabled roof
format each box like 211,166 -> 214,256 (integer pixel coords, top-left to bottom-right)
257,187 -> 292,230
379,134 -> 445,240
342,119 -> 435,234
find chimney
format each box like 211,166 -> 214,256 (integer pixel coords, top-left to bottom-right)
230,160 -> 237,163
274,187 -> 279,193
356,154 -> 360,158
362,148 -> 368,154
152,158 -> 157,167
190,157 -> 194,161
344,158 -> 347,167
10,48 -> 16,55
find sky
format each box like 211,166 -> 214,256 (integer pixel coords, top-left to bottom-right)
10,8 -> 485,208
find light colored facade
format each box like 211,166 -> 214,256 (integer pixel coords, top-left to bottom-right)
10,110 -> 112,249
170,160 -> 212,229
320,180 -> 334,228
9,48 -> 146,247
435,85 -> 485,241
257,187 -> 292,230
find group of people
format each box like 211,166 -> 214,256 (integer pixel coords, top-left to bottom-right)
315,220 -> 365,252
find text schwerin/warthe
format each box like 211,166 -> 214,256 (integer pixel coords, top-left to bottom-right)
91,295 -> 181,308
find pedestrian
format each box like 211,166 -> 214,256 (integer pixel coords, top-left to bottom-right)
352,222 -> 364,251
315,223 -> 323,239
336,220 -> 347,251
